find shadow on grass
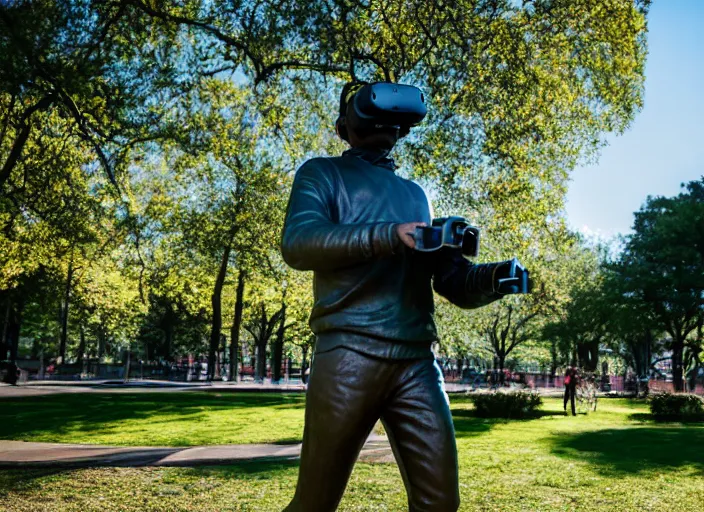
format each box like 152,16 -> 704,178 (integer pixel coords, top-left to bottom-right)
0,447 -> 183,470
199,457 -> 300,476
629,413 -> 654,422
0,392 -> 306,443
629,412 -> 704,424
550,426 -> 704,475
0,458 -> 301,493
450,408 -> 565,438
533,410 -> 570,418
452,408 -> 565,420
451,415 -> 495,438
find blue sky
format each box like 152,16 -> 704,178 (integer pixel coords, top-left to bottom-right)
565,0 -> 704,239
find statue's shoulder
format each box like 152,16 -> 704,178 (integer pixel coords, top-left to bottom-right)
295,157 -> 338,176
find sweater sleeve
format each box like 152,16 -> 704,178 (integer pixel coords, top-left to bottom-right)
281,160 -> 401,271
432,248 -> 503,309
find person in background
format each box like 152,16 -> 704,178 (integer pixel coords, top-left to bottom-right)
564,366 -> 578,416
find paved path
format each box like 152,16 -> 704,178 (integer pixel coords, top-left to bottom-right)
0,433 -> 394,469
0,381 -> 307,398
2,380 -> 574,398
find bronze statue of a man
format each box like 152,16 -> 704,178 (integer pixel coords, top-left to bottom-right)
281,81 -> 523,511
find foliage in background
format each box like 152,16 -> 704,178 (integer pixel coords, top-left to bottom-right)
649,392 -> 704,422
0,0 -> 659,376
612,179 -> 704,391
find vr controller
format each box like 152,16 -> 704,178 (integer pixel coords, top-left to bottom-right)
414,217 -> 530,295
414,216 -> 480,258
493,258 -> 531,295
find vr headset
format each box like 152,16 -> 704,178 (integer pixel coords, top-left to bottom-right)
337,82 -> 427,142
414,217 -> 480,259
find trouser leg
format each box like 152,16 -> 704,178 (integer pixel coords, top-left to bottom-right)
381,358 -> 460,512
285,348 -> 386,512
570,386 -> 576,416
563,387 -> 569,411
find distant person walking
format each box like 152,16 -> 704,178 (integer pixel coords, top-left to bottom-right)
563,367 -> 578,416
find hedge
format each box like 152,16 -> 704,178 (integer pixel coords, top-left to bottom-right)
468,389 -> 543,419
649,392 -> 704,421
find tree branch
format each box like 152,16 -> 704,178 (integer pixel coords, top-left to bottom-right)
0,95 -> 56,190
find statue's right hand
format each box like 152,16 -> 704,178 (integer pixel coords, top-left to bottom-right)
395,222 -> 427,250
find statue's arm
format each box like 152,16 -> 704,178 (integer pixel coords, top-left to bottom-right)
281,161 -> 400,271
432,249 -> 503,309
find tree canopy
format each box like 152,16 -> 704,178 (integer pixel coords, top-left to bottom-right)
1,0 -> 657,382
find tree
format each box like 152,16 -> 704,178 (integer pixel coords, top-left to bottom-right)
615,178 -> 704,391
597,259 -> 665,396
1,0 -> 172,368
72,245 -> 146,367
278,265 -> 316,381
297,335 -> 316,384
2,1 -> 653,386
127,0 -> 650,240
122,77 -> 293,379
684,323 -> 702,392
229,269 -> 246,382
245,302 -> 285,382
436,205 -> 582,375
544,284 -> 612,372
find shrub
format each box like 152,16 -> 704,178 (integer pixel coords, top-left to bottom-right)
468,390 -> 543,419
649,392 -> 704,421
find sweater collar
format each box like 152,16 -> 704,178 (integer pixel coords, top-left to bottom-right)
342,147 -> 397,171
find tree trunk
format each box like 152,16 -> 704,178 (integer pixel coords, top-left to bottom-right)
97,322 -> 105,376
59,259 -> 74,364
1,298 -> 10,361
272,303 -> 286,383
256,340 -> 267,382
498,353 -> 507,385
577,340 -> 600,373
77,323 -> 86,367
123,349 -> 131,383
495,326 -> 509,378
7,297 -> 24,364
164,303 -> 174,361
549,338 -> 558,377
39,349 -> 45,380
672,339 -> 685,392
589,341 -> 599,372
301,344 -> 309,384
214,334 -> 225,379
208,243 -> 232,381
230,271 -> 245,383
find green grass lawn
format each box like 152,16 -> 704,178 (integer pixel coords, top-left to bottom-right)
1,393 -> 703,511
0,392 -> 307,446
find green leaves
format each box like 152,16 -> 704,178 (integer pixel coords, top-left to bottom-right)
1,1 -> 652,370
614,178 -> 704,387
542,178 -> 703,382
618,179 -> 704,336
